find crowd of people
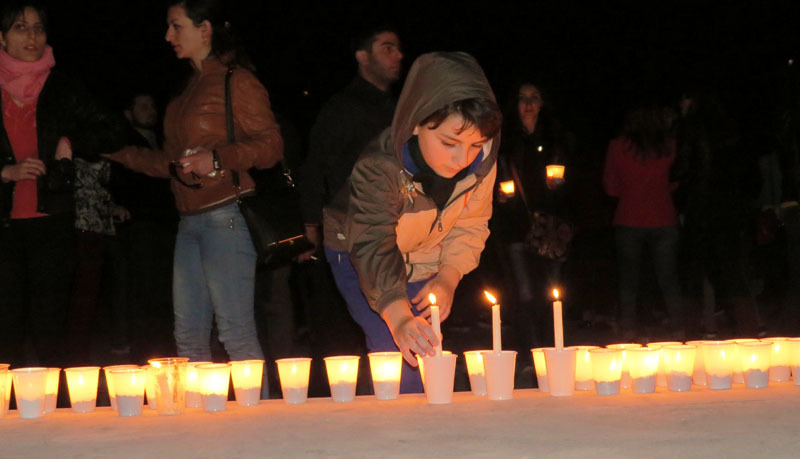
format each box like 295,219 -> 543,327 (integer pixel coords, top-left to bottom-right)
1,0 -> 798,400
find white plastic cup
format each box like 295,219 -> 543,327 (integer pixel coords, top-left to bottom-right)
4,370 -> 13,416
763,338 -> 792,382
726,339 -> 757,384
481,351 -> 516,400
568,345 -> 599,391
686,340 -> 710,386
64,366 -> 101,413
662,345 -> 696,392
143,365 -> 157,410
104,364 -> 139,411
12,367 -> 48,419
531,347 -> 552,393
421,353 -> 457,404
44,367 -> 60,414
590,348 -> 623,396
324,356 -> 359,403
368,352 -> 403,400
276,358 -> 312,405
789,338 -> 800,386
648,342 -> 681,387
196,363 -> 231,412
463,351 -> 489,397
702,341 -> 735,390
109,368 -> 146,417
230,360 -> 264,407
544,348 -> 577,397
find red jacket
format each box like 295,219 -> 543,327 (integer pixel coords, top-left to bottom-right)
603,137 -> 678,227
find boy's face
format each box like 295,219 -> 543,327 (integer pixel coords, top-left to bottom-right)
413,114 -> 488,178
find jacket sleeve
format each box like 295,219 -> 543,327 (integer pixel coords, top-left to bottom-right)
214,70 -> 283,171
347,156 -> 409,314
439,163 -> 496,278
105,144 -> 172,179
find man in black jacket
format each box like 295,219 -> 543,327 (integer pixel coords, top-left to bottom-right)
298,25 -> 403,254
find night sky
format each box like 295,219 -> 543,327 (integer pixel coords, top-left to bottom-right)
42,0 -> 800,155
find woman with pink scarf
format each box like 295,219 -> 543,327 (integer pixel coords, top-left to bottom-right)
0,1 -> 123,368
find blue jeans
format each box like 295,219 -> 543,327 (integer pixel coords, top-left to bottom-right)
173,202 -> 264,362
325,247 -> 426,393
615,226 -> 683,334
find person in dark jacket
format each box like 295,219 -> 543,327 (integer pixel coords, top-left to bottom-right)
0,1 -> 124,367
298,25 -> 402,256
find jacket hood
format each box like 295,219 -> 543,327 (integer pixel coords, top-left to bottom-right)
391,52 -> 500,177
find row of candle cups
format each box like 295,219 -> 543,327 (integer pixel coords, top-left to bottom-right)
531,337 -> 800,396
0,359 -> 267,419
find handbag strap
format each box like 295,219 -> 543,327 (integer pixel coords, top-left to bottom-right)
225,67 -> 295,197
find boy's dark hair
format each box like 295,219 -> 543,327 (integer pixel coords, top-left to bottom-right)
352,24 -> 398,54
0,0 -> 47,35
420,98 -> 503,139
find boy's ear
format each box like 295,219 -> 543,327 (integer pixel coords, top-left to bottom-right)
412,125 -> 420,135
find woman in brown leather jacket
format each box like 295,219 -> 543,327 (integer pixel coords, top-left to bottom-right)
106,0 -> 283,364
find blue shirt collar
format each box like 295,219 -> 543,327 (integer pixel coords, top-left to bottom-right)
402,140 -> 484,177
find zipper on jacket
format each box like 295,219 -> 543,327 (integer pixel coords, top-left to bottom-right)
426,182 -> 479,236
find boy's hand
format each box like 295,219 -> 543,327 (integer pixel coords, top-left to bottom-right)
381,300 -> 439,366
411,265 -> 461,321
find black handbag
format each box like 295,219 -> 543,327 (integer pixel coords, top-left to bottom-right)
225,68 -> 312,268
509,160 -> 574,262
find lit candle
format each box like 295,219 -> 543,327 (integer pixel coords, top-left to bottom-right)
368,352 -> 403,400
104,364 -> 139,411
11,367 -> 48,419
568,345 -> 599,391
0,365 -> 9,417
763,337 -> 792,382
531,348 -> 550,393
739,342 -> 771,389
662,344 -> 696,392
64,366 -> 100,413
546,164 -> 565,179
185,361 -> 212,408
463,351 -> 488,396
589,348 -> 623,396
3,371 -> 11,416
196,363 -> 231,412
484,291 -> 501,353
627,347 -> 660,393
109,368 -> 146,417
324,356 -> 360,402
552,289 -> 564,350
648,341 -> 681,387
429,293 -> 442,357
44,368 -> 60,414
499,180 -> 515,196
702,341 -> 736,390
230,360 -> 264,406
276,357 -> 312,404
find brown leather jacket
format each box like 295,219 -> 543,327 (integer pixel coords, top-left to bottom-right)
108,58 -> 283,214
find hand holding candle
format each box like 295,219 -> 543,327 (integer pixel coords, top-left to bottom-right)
552,289 -> 564,350
484,291 -> 502,353
429,293 -> 443,357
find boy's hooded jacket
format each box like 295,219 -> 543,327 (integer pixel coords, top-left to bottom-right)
324,52 -> 500,314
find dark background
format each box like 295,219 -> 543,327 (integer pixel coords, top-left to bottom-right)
42,0 -> 800,156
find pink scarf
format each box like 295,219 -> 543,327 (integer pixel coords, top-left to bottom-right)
0,45 -> 55,105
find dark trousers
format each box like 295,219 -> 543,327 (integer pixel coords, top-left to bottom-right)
67,230 -> 108,365
0,214 -> 76,367
615,225 -> 683,335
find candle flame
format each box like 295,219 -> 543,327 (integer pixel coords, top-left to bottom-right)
151,361 -> 162,369
547,169 -> 554,177
428,293 -> 437,305
751,354 -> 757,363
774,343 -> 781,353
552,289 -> 560,300
483,290 -> 497,304
244,366 -> 251,377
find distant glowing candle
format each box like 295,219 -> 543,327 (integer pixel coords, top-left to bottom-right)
552,289 -> 564,350
484,291 -> 501,353
499,180 -> 515,196
546,164 -> 565,179
429,293 -> 442,357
